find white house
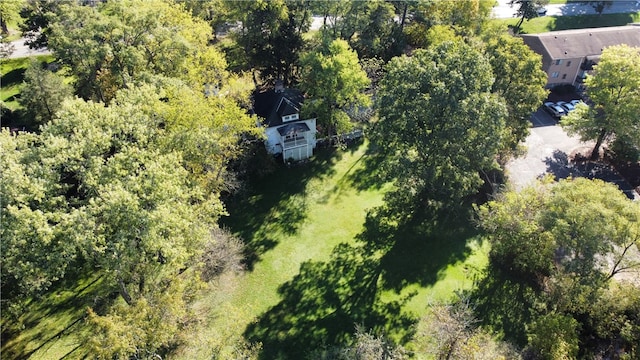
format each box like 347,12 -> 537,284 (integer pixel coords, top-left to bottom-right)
253,86 -> 317,162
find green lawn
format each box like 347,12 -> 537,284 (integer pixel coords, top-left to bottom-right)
1,272 -> 104,360
493,11 -> 640,34
173,142 -> 488,359
1,55 -> 54,111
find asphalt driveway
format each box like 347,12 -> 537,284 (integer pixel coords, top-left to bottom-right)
506,108 -> 639,200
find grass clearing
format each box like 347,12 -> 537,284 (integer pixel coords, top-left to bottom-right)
1,272 -> 105,359
492,11 -> 640,34
1,55 -> 54,111
174,141 -> 488,359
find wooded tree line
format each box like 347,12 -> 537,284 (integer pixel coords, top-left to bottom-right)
2,0 -> 639,358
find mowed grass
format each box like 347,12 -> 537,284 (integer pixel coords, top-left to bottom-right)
174,141 -> 489,359
1,55 -> 54,111
493,11 -> 640,34
1,272 -> 104,359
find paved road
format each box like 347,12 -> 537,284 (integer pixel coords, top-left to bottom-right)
6,38 -> 51,59
506,109 -> 639,200
492,0 -> 640,19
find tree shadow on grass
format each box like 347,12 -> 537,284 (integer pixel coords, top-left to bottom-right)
243,243 -> 416,360
0,68 -> 27,88
1,270 -> 105,360
222,146 -> 344,270
466,263 -> 539,346
244,201 -> 483,359
342,142 -> 388,193
550,11 -> 635,31
356,201 -> 480,294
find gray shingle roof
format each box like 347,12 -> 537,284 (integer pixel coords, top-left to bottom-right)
521,25 -> 640,69
253,89 -> 304,128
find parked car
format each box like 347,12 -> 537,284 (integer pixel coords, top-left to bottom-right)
544,102 -> 567,118
536,6 -> 547,16
557,101 -> 575,113
569,99 -> 585,107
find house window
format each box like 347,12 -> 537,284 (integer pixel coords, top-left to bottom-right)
562,74 -> 567,80
551,72 -> 559,78
555,59 -> 563,65
566,60 -> 572,67
282,113 -> 299,122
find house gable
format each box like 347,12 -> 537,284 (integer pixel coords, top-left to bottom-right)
253,88 -> 317,161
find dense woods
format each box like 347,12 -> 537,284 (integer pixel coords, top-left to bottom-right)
2,0 -> 639,359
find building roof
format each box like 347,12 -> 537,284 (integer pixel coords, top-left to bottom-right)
253,88 -> 304,128
277,122 -> 310,136
521,25 -> 640,68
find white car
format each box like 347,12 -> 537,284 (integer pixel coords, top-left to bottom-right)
557,101 -> 575,113
544,102 -> 567,118
569,99 -> 585,107
536,6 -> 547,16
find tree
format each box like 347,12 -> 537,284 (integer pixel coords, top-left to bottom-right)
561,45 -> 640,160
19,58 -> 73,125
371,40 -> 507,213
509,0 -> 549,34
527,313 -> 579,360
1,81 -> 260,356
48,0 -> 212,102
415,298 -> 521,359
299,39 -> 370,138
0,0 -> 24,34
310,326 -> 408,360
350,1 -> 400,60
233,0 -> 311,85
404,0 -> 494,42
19,0 -> 73,49
479,177 -> 640,288
482,28 -> 548,155
477,177 -> 640,356
316,0 -> 402,61
177,0 -> 234,40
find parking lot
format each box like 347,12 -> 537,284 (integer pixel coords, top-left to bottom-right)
506,107 -> 639,200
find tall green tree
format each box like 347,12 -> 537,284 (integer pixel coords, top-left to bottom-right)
177,0 -> 234,40
18,58 -> 73,126
477,177 -> 640,357
482,29 -> 548,155
371,40 -> 507,213
561,45 -> 640,160
404,0 -> 494,44
1,82 -> 260,356
479,177 -> 640,288
19,0 -> 73,49
233,0 -> 310,85
318,0 -> 401,60
299,39 -> 370,138
48,0 -> 212,102
0,0 -> 24,34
